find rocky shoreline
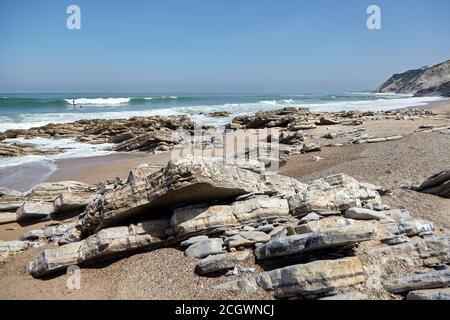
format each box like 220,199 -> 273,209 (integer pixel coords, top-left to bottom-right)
1,103 -> 450,300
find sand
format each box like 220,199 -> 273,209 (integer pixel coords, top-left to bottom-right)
1,99 -> 449,300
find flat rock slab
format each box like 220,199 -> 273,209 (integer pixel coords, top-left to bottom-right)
225,231 -> 270,248
0,211 -> 17,225
16,201 -> 54,222
384,269 -> 450,294
28,219 -> 169,278
366,239 -> 449,268
407,288 -> 450,300
214,257 -> 365,299
196,251 -> 251,275
184,238 -> 224,258
255,225 -> 376,260
344,207 -> 387,220
171,195 -> 290,237
180,235 -> 209,248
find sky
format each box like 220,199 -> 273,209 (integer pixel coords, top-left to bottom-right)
0,0 -> 449,93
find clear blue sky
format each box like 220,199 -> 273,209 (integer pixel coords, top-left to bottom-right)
0,0 -> 449,93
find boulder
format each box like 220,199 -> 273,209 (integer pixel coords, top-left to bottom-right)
288,174 -> 381,217
79,157 -> 303,235
255,225 -> 376,260
214,257 -> 365,299
28,219 -> 169,277
16,201 -> 54,222
180,235 -> 209,248
384,269 -> 450,294
184,238 -> 224,258
195,251 -> 251,275
53,192 -> 97,215
407,288 -> 450,300
225,231 -> 271,248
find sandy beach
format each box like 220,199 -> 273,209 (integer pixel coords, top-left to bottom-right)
1,99 -> 449,300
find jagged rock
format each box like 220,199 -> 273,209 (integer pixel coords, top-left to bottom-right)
44,222 -> 78,242
195,251 -> 250,275
16,201 -> 54,222
126,163 -> 161,183
79,157 -> 304,234
180,235 -> 209,248
365,239 -> 449,268
383,217 -> 434,237
320,292 -> 369,300
214,257 -> 365,299
225,231 -> 270,248
20,230 -> 45,241
171,195 -> 290,237
278,131 -> 304,145
112,130 -> 179,152
344,207 -> 387,220
407,288 -> 450,300
0,212 -> 17,225
288,174 -> 381,217
411,169 -> 450,199
184,238 -> 224,258
255,225 -> 376,260
28,219 -> 169,277
384,269 -> 450,294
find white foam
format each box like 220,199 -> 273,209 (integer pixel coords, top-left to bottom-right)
64,98 -> 131,105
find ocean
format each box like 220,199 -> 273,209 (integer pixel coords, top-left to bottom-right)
0,92 -> 445,190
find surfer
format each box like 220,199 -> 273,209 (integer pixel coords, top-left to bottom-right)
72,99 -> 76,106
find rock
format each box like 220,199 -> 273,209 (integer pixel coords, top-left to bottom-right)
203,111 -> 231,118
407,288 -> 450,300
107,132 -> 136,144
255,225 -> 376,260
214,257 -> 365,299
170,195 -> 291,237
180,235 -> 209,248
373,204 -> 391,211
278,131 -> 304,145
28,219 -> 169,277
384,269 -> 450,294
20,229 -> 45,241
288,174 -> 381,217
184,238 -> 224,258
225,267 -> 239,276
43,222 -> 78,242
0,212 -> 17,225
53,192 -> 97,215
291,216 -> 353,235
381,235 -> 410,245
0,240 -> 30,261
302,143 -> 321,153
320,292 -> 369,300
195,251 -> 250,275
299,213 -> 321,224
225,231 -> 270,248
365,239 -> 449,268
412,169 -> 450,199
255,224 -> 275,233
0,187 -> 25,211
80,157 -> 304,234
112,130 -> 179,152
383,218 -> 434,237
318,117 -> 340,125
344,207 -> 387,220
26,181 -> 94,203
16,201 -> 54,222
240,267 -> 255,273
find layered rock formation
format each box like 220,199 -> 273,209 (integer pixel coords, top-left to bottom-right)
376,59 -> 450,96
0,157 -> 440,300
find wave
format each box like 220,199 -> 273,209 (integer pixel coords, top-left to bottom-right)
64,98 -> 132,105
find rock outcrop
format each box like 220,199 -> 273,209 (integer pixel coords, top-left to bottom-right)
376,59 -> 450,96
404,169 -> 450,199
